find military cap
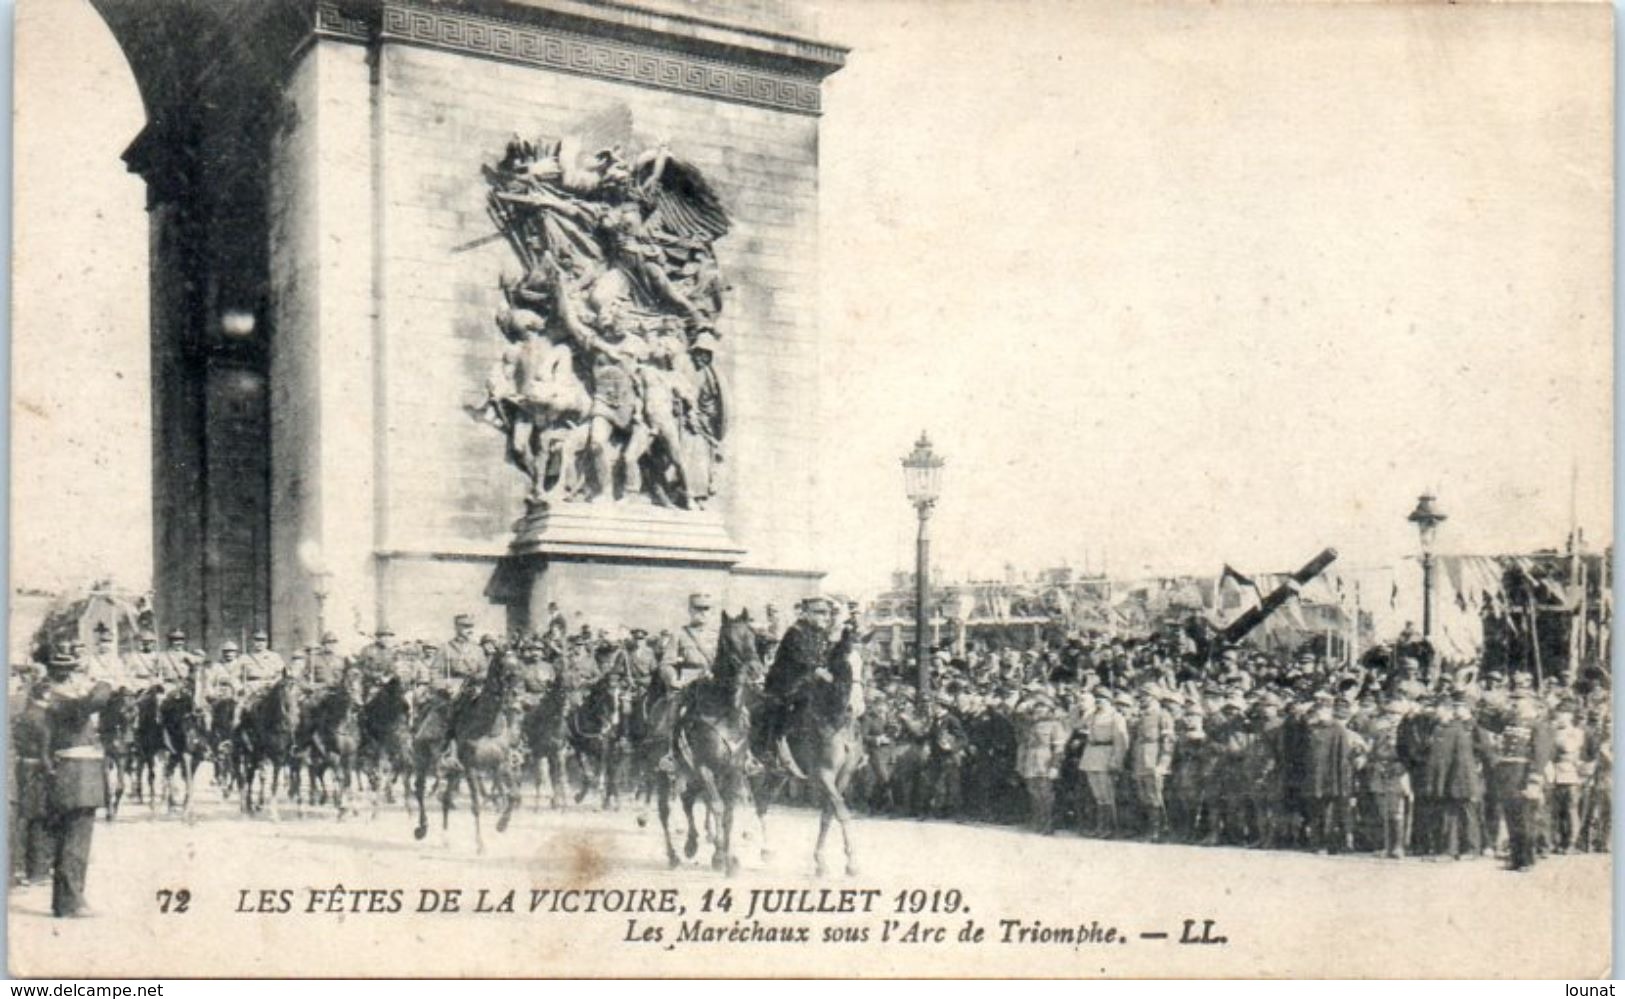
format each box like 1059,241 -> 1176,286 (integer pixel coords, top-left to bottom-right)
93,622 -> 112,636
137,630 -> 157,643
692,331 -> 721,354
1313,690 -> 1335,705
321,631 -> 339,644
687,592 -> 713,610
47,651 -> 76,672
222,640 -> 241,654
167,628 -> 188,641
251,629 -> 269,641
1113,691 -> 1135,708
375,626 -> 395,637
453,613 -> 474,627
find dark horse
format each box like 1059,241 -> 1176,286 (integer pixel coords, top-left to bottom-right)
568,669 -> 630,810
98,688 -> 138,820
302,672 -> 364,818
238,677 -> 304,818
521,675 -> 572,810
660,612 -> 763,875
412,654 -> 521,852
748,614 -> 865,876
358,675 -> 414,815
132,686 -> 166,809
157,684 -> 213,820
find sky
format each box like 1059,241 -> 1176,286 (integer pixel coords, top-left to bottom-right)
9,0 -> 1614,598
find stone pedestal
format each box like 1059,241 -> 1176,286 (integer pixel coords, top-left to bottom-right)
493,503 -> 745,631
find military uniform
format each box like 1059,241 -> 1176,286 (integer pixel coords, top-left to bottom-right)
125,640 -> 159,687
432,635 -> 487,688
153,644 -> 196,686
1015,693 -> 1070,833
655,622 -> 716,699
757,610 -> 831,760
1078,698 -> 1129,836
1365,707 -> 1411,857
1487,698 -> 1554,870
42,668 -> 112,917
1129,695 -> 1176,840
240,642 -> 288,693
11,685 -> 51,883
309,647 -> 346,687
81,644 -> 126,690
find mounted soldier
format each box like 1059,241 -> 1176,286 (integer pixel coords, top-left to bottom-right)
654,594 -> 716,701
308,632 -> 346,688
754,596 -> 835,770
80,624 -> 126,690
240,631 -> 287,690
355,628 -> 401,694
125,631 -> 159,688
153,629 -> 199,690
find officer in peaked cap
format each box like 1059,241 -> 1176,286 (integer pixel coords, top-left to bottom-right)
243,629 -> 289,684
41,650 -> 111,916
660,593 -> 718,693
432,613 -> 487,692
309,631 -> 346,688
154,629 -> 198,686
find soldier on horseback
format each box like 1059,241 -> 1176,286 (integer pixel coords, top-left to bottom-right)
754,596 -> 837,771
648,593 -> 717,771
153,630 -> 198,690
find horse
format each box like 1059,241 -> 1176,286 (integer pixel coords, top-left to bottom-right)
131,686 -> 167,809
568,669 -> 630,810
157,684 -> 213,819
415,653 -> 522,853
358,675 -> 414,814
520,674 -> 573,810
97,688 -> 137,820
659,611 -> 762,875
237,677 -> 304,819
301,672 -> 364,818
748,614 -> 865,877
206,695 -> 238,798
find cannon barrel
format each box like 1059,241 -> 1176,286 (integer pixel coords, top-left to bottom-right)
1219,547 -> 1339,645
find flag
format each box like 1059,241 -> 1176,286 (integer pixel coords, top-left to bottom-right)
1221,564 -> 1257,591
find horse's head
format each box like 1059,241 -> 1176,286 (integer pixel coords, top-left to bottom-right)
715,610 -> 763,687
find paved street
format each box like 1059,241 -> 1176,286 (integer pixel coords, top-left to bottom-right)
8,777 -> 1611,978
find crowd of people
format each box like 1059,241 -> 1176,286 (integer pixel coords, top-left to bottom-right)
9,592 -> 1612,917
853,639 -> 1611,871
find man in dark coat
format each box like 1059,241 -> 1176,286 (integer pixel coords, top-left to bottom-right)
1307,695 -> 1365,854
42,654 -> 112,917
11,675 -> 52,885
755,597 -> 833,763
1424,694 -> 1482,859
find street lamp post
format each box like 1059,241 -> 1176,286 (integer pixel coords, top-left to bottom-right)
1407,493 -> 1447,641
902,432 -> 945,713
311,570 -> 333,649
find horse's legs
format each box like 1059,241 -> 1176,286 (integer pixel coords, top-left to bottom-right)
721,774 -> 741,877
412,757 -> 430,841
814,802 -> 833,877
464,758 -> 486,854
681,784 -> 701,859
496,761 -> 517,834
549,749 -> 567,809
753,775 -> 779,864
657,775 -> 681,868
823,765 -> 859,877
